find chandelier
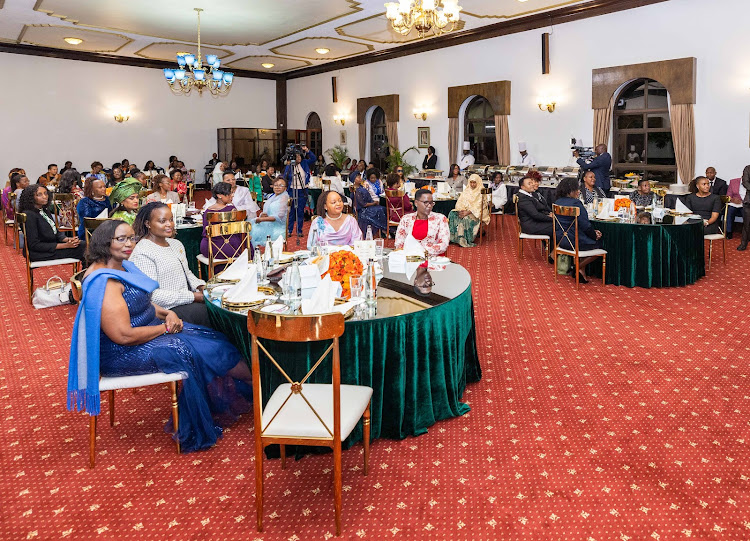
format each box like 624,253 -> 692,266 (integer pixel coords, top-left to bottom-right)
384,0 -> 462,38
163,8 -> 234,96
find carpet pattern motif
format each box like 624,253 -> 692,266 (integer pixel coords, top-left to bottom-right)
1,218 -> 748,540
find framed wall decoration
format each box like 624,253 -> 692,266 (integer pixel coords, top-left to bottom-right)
418,126 -> 430,148
339,130 -> 347,146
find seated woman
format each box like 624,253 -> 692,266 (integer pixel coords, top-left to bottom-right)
109,179 -> 142,225
354,172 -> 387,237
200,181 -> 245,262
321,164 -> 351,205
554,177 -> 603,284
251,177 -> 289,246
445,164 -> 466,192
395,188 -> 449,256
4,172 -> 28,220
488,171 -> 508,213
307,190 -> 362,250
130,203 -> 210,327
517,174 -> 553,237
580,171 -> 607,204
385,173 -> 412,223
76,176 -> 112,240
363,168 -> 385,200
18,184 -> 85,262
11,172 -> 30,211
629,178 -> 654,207
448,174 -> 490,247
58,169 -> 84,199
145,174 -> 180,204
684,176 -> 722,235
107,165 -> 125,188
260,165 -> 278,198
68,220 -> 251,452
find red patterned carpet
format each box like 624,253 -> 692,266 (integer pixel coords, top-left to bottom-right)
1,218 -> 749,540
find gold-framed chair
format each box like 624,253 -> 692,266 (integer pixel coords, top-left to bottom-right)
196,210 -> 248,278
490,189 -> 506,234
3,192 -> 15,246
70,270 -> 185,468
513,194 -> 550,261
384,189 -> 405,238
17,213 -> 81,304
138,189 -> 154,206
199,220 -> 252,280
53,193 -> 77,236
247,310 -> 372,536
552,204 -> 607,289
84,217 -> 109,243
705,195 -> 730,271
321,178 -> 332,192
10,193 -> 21,252
476,187 -> 492,245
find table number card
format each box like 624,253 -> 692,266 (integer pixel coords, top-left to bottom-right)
354,240 -> 376,263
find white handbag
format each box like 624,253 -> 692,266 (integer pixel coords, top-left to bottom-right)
32,275 -> 74,309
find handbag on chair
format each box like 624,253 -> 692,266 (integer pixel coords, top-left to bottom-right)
32,275 -> 75,309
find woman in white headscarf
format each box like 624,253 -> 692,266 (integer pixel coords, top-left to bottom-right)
211,162 -> 226,187
448,174 -> 490,247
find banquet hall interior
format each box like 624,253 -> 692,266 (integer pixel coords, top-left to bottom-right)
2,0 -> 750,539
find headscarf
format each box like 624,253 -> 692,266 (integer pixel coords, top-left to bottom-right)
109,179 -> 142,206
212,162 -> 225,186
455,174 -> 490,225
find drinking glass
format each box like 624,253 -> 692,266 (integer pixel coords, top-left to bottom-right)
374,239 -> 384,260
349,275 -> 364,301
318,239 -> 329,256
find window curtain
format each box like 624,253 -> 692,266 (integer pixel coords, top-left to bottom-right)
670,103 -> 695,185
593,92 -> 616,148
386,121 -> 399,153
448,117 -> 459,165
494,115 -> 510,165
358,123 -> 366,161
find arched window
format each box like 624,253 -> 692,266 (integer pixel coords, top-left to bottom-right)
464,96 -> 497,164
306,112 -> 322,159
369,106 -> 388,171
613,78 -> 676,183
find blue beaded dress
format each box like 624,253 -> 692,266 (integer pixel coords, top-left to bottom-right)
96,273 -> 249,452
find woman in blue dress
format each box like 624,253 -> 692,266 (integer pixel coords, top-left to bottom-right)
251,176 -> 289,245
354,171 -> 387,236
67,219 -> 251,452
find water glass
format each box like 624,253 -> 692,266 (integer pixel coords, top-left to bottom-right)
349,275 -> 364,300
374,239 -> 384,260
318,239 -> 329,256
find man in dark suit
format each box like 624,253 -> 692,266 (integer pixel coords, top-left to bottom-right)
575,144 -> 612,193
348,160 -> 366,183
706,167 -> 727,195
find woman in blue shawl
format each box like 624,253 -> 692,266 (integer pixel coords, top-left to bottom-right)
67,219 -> 251,453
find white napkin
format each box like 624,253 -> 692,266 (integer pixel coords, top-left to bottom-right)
596,198 -> 615,219
403,234 -> 424,254
301,275 -> 336,315
674,216 -> 689,225
388,251 -> 407,274
224,264 -> 264,302
299,264 -> 322,290
218,249 -> 251,281
675,199 -> 691,213
95,208 -> 108,219
651,207 -> 667,221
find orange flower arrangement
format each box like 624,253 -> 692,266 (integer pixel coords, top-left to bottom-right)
420,185 -> 435,194
614,198 -> 632,211
324,250 -> 363,298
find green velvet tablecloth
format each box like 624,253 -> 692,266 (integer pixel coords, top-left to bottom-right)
588,220 -> 705,288
205,280 -> 481,446
175,224 -> 203,276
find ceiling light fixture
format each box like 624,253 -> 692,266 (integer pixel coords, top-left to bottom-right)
384,0 -> 462,39
315,48 -> 330,54
162,8 -> 233,96
262,63 -> 275,69
64,37 -> 83,45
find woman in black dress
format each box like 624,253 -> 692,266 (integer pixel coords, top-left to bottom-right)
684,176 -> 722,235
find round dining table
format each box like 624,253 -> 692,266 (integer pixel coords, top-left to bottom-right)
587,218 -> 705,288
204,259 -> 482,448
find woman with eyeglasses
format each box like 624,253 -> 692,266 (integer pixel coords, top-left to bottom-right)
68,219 -> 252,452
394,188 -> 449,256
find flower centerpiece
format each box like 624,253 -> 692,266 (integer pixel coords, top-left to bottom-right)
323,250 -> 363,298
613,198 -> 633,211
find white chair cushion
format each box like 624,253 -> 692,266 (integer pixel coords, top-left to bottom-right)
556,247 -> 607,257
99,371 -> 188,391
30,257 -> 80,269
519,233 -> 550,240
704,234 -> 725,240
196,254 -> 229,264
262,383 -> 373,440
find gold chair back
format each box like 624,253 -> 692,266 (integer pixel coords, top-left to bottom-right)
138,190 -> 154,206
70,269 -> 86,302
53,193 -> 77,233
321,178 -> 332,191
477,187 -> 492,244
206,220 -> 252,279
552,203 -> 581,254
207,209 -> 247,224
84,217 -> 109,243
384,189 -> 405,226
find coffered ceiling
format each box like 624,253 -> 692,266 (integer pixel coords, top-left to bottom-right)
0,0 -> 592,73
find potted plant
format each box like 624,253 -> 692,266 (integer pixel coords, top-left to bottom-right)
385,145 -> 420,176
325,145 -> 349,170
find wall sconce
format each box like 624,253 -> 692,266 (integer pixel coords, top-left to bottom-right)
537,100 -> 556,113
333,114 -> 346,125
413,108 -> 428,121
114,114 -> 130,123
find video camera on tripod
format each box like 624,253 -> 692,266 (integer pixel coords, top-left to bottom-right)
283,143 -> 304,163
570,137 -> 596,162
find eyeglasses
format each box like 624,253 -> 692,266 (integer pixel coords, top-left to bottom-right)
396,169 -> 403,173
111,235 -> 137,244
415,199 -> 435,206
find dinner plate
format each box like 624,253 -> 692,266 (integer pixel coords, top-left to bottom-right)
432,256 -> 450,265
260,303 -> 290,314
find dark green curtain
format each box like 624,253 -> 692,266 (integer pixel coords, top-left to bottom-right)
588,220 -> 705,288
206,286 -> 481,448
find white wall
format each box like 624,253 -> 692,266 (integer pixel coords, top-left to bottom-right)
0,53 -> 276,180
287,0 -> 750,182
